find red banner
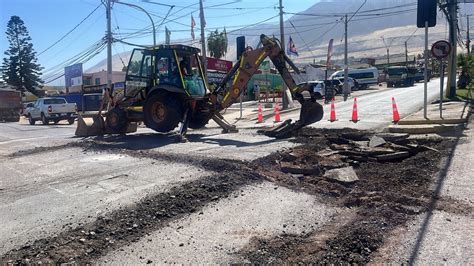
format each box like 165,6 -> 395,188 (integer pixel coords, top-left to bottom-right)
207,57 -> 232,72
326,39 -> 334,68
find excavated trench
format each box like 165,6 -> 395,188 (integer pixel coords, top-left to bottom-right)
2,129 -> 470,264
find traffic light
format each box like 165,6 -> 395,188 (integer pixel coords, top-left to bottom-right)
417,0 -> 437,28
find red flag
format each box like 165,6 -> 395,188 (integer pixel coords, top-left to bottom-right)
191,15 -> 196,40
199,9 -> 206,28
287,36 -> 298,56
326,39 -> 334,68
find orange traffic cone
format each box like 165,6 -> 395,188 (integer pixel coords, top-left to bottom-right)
329,98 -> 337,122
257,103 -> 264,123
274,101 -> 281,122
351,98 -> 359,123
392,97 -> 400,123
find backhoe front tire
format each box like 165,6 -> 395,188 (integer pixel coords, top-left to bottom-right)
144,93 -> 183,133
106,107 -> 128,134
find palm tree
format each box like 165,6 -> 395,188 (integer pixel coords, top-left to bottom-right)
207,29 -> 227,59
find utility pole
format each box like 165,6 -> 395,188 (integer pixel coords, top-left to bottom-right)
106,0 -> 112,94
467,15 -> 471,54
447,0 -> 458,98
279,0 -> 289,109
343,14 -> 349,101
387,48 -> 390,65
405,41 -> 408,65
199,0 -> 208,83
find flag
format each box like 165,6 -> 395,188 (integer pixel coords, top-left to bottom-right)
165,26 -> 171,45
287,36 -> 298,56
326,38 -> 334,67
199,8 -> 206,28
191,15 -> 196,40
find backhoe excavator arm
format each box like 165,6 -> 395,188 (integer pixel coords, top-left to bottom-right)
211,34 -> 323,138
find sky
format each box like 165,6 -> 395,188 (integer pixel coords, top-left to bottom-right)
0,0 -> 320,85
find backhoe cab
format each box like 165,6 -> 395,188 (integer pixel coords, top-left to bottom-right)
103,44 -> 218,137
75,34 -> 324,139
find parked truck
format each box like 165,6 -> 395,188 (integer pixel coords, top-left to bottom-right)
386,66 -> 417,87
26,97 -> 77,125
0,88 -> 21,122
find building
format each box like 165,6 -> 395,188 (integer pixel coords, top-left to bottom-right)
68,70 -> 126,94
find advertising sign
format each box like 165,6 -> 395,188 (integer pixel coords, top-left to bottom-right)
207,57 -> 232,72
64,63 -> 83,88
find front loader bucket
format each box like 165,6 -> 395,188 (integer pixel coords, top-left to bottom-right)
75,114 -> 106,137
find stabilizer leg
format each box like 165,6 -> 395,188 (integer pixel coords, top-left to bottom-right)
212,113 -> 238,133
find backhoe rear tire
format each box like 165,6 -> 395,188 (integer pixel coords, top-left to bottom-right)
144,92 -> 183,133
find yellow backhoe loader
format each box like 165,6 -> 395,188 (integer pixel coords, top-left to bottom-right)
75,34 -> 323,139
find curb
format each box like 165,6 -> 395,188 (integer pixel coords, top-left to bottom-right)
397,118 -> 468,125
387,124 -> 464,134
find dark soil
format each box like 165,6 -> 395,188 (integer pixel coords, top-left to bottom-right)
240,128 -> 465,264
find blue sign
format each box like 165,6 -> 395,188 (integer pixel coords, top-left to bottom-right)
65,63 -> 83,88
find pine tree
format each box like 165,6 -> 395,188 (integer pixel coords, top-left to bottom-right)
1,16 -> 43,95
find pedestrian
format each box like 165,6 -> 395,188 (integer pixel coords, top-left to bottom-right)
254,84 -> 260,102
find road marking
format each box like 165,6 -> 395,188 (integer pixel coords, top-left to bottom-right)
48,185 -> 65,195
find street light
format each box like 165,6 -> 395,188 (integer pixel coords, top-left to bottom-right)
381,36 -> 397,67
113,0 -> 156,47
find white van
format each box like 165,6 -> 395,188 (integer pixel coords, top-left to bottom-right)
330,67 -> 379,88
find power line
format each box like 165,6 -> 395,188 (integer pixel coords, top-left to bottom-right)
38,3 -> 102,56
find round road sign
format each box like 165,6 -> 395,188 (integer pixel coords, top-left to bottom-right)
431,40 -> 451,60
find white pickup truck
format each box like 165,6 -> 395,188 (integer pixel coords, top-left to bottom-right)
26,97 -> 77,125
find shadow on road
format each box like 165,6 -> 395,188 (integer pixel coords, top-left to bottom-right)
407,120 -> 470,265
86,131 -> 280,150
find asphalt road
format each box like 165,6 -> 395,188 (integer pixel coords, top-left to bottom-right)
240,78 -> 444,131
2,78 -> 466,263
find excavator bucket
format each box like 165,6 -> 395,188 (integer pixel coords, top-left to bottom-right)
299,100 -> 324,126
75,114 -> 106,137
258,101 -> 323,139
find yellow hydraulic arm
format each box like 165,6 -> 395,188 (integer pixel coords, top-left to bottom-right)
211,34 -> 323,137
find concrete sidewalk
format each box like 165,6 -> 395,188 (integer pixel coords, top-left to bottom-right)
388,101 -> 471,134
384,115 -> 474,264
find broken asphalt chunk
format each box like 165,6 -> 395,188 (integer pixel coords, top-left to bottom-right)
323,166 -> 359,184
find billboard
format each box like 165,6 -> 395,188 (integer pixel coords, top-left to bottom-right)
65,63 -> 83,88
207,57 -> 233,84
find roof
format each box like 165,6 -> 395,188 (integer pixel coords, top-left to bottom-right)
148,44 -> 201,54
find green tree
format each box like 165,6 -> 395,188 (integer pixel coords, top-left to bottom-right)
1,16 -> 43,95
207,29 -> 227,59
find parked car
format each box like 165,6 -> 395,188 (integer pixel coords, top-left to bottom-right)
298,81 -> 326,99
329,67 -> 379,88
332,77 -> 359,92
413,67 -> 432,82
26,97 -> 77,125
